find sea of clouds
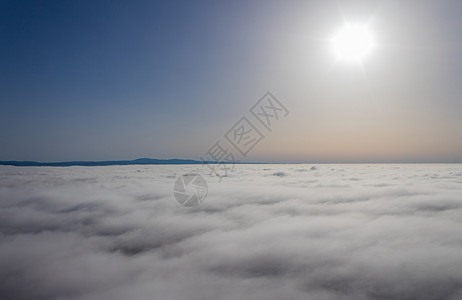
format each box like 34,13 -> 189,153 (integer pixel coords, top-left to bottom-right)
1,164 -> 462,300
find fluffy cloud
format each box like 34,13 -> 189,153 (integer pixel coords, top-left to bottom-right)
1,164 -> 462,300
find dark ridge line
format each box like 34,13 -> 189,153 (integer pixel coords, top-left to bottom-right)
0,158 -> 460,167
0,158 -> 264,167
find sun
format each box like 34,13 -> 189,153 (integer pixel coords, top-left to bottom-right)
332,24 -> 373,61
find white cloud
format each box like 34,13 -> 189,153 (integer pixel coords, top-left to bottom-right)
0,164 -> 462,300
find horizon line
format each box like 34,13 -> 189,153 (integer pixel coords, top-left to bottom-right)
0,157 -> 461,167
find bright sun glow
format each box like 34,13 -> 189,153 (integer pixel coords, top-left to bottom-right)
332,24 -> 373,60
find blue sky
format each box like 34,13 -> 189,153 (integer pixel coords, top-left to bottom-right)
1,0 -> 462,162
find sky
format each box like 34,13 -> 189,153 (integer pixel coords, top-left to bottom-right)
1,0 -> 462,163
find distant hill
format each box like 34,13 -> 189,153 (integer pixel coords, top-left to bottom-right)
0,158 -> 207,167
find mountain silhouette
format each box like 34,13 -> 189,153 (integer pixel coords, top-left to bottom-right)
0,158 -> 207,167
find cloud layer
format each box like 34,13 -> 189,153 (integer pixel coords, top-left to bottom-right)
1,164 -> 462,300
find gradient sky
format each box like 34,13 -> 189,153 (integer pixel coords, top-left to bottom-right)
1,0 -> 462,163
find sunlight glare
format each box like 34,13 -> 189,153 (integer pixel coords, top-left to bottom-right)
332,24 -> 373,60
